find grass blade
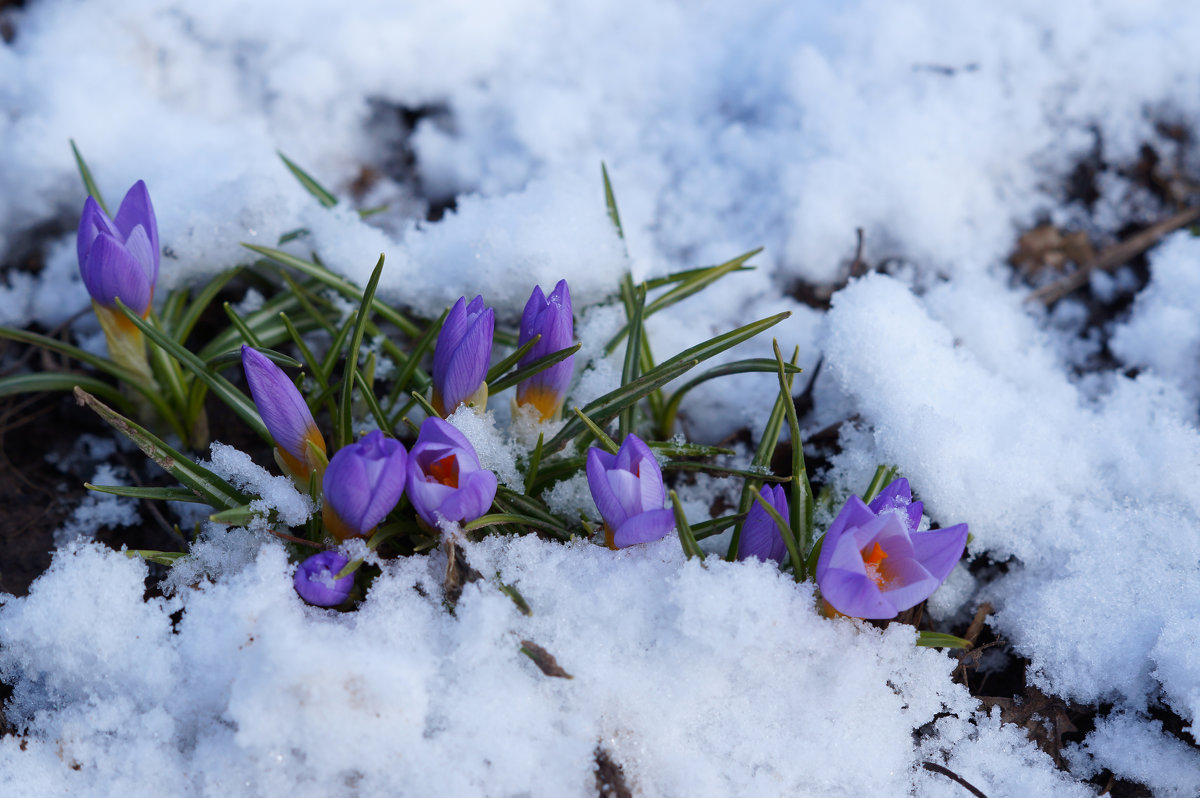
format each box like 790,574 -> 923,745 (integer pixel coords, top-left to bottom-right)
279,151 -> 338,208
670,490 -> 702,559
487,343 -> 581,396
85,483 -> 209,503
0,372 -> 132,411
70,139 -> 106,213
338,254 -> 385,447
660,357 -> 802,434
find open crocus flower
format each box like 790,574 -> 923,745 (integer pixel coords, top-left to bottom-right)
816,478 -> 967,620
737,483 -> 789,563
322,430 -> 408,541
241,345 -> 327,482
515,280 -> 574,422
431,295 -> 494,416
77,181 -> 160,379
293,550 -> 354,607
406,417 -> 498,528
586,433 -> 675,549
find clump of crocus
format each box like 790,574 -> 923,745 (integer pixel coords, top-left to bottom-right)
406,417 -> 498,528
77,181 -> 159,381
737,483 -> 789,563
242,345 -> 327,482
322,430 -> 408,541
431,295 -> 494,417
586,433 -> 675,549
515,280 -> 574,422
815,478 -> 967,619
294,550 -> 354,607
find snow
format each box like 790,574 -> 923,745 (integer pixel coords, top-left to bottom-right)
2,0 -> 1200,794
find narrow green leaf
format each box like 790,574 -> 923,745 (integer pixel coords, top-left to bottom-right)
524,433 -> 544,496
463,513 -> 572,539
409,389 -> 440,420
339,254 -> 385,447
126,550 -> 188,567
601,162 -> 624,240
692,512 -> 746,540
172,268 -> 241,344
774,339 -> 813,577
243,244 -> 419,337
70,139 -> 106,214
496,574 -> 533,616
114,300 -> 270,442
209,505 -> 259,525
387,308 -> 445,414
223,302 -> 263,348
485,334 -> 540,385
643,262 -> 755,291
487,343 -> 581,396
278,151 -> 338,208
862,464 -> 899,504
915,632 -> 973,649
660,358 -> 803,435
0,372 -> 131,410
354,370 -> 391,434
358,204 -> 390,219
648,441 -> 736,458
670,490 -> 702,560
85,483 -> 208,503
320,311 -> 359,386
662,461 -> 789,481
619,282 -> 646,440
572,407 -> 618,453
74,387 -> 249,509
196,290 -> 307,361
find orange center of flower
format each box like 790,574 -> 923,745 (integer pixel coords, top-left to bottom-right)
862,541 -> 889,588
517,385 -> 564,422
427,454 -> 459,488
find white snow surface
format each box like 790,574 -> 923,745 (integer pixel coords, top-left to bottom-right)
3,0 -> 1200,793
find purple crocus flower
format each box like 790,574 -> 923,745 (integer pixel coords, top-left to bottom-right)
432,295 -> 494,416
586,433 -> 675,549
241,345 -> 327,481
322,430 -> 408,540
515,280 -> 575,422
77,181 -> 159,318
737,483 -> 789,563
294,550 -> 354,607
816,478 -> 967,620
406,417 -> 498,528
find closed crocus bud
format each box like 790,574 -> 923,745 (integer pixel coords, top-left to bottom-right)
294,550 -> 354,607
586,433 -> 675,549
737,483 -> 789,563
321,430 -> 408,541
515,280 -> 574,422
406,417 -> 498,528
77,181 -> 159,317
241,345 -> 327,481
431,295 -> 494,416
816,478 -> 967,620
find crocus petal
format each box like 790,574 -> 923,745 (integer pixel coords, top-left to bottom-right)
293,551 -> 354,607
909,523 -> 968,583
241,345 -> 324,464
323,430 -> 407,536
441,309 -> 493,409
868,477 -> 912,514
906,500 -> 924,532
415,416 -> 475,454
82,234 -> 152,313
113,180 -> 159,268
586,447 -> 627,528
434,468 -> 498,523
817,495 -> 879,575
406,476 -> 457,527
519,284 -> 546,341
856,514 -> 915,560
818,568 -> 897,619
613,508 -> 676,548
77,196 -> 120,268
737,492 -> 789,563
606,468 -> 644,519
121,224 -> 156,285
877,557 -> 940,612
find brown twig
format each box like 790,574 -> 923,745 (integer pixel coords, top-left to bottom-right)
921,762 -> 989,798
963,602 -> 993,646
848,227 -> 867,277
1028,205 -> 1200,305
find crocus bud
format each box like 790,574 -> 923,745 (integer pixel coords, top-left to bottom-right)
815,478 -> 966,619
294,550 -> 354,607
241,345 -> 327,481
406,417 -> 498,528
515,280 -> 574,422
737,483 -> 789,563
431,295 -> 494,416
77,181 -> 159,317
321,430 -> 408,541
586,433 -> 675,549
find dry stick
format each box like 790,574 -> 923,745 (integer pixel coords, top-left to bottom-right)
848,227 -> 867,277
921,762 -> 989,798
1029,205 -> 1200,305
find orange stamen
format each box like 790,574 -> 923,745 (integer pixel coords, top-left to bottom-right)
427,454 -> 459,488
862,541 -> 889,588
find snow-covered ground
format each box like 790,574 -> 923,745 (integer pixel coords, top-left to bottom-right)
3,0 -> 1200,794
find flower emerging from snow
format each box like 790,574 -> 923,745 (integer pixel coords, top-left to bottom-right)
322,430 -> 408,540
431,295 -> 494,416
241,345 -> 327,481
737,483 -> 789,563
586,433 -> 675,549
515,279 -> 574,422
815,478 -> 967,620
406,417 -> 498,528
77,181 -> 159,317
294,550 -> 354,607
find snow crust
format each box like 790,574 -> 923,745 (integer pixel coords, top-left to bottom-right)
4,0 -> 1200,793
